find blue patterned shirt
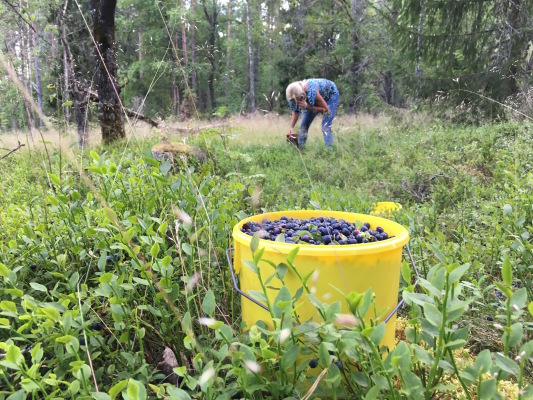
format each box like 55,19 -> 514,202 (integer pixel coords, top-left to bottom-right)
288,79 -> 339,113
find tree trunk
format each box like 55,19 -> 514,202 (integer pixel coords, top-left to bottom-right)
415,0 -> 424,102
505,0 -> 521,96
88,0 -> 125,144
61,23 -> 71,126
203,0 -> 218,109
181,0 -> 188,70
18,16 -> 35,133
31,23 -> 44,127
245,0 -> 256,112
138,30 -> 143,81
190,0 -> 197,94
349,0 -> 364,111
59,2 -> 90,149
74,89 -> 89,149
224,0 -> 231,99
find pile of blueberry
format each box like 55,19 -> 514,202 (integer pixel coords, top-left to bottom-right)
240,215 -> 393,245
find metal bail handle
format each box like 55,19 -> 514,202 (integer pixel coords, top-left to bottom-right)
226,248 -> 269,311
226,244 -> 420,320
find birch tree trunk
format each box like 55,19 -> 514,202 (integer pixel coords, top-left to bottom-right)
18,15 -> 35,132
245,0 -> 256,112
224,0 -> 231,99
181,0 -> 188,70
61,23 -> 71,126
31,23 -> 44,127
190,0 -> 197,93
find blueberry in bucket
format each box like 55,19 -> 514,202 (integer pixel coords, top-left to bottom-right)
240,216 -> 392,246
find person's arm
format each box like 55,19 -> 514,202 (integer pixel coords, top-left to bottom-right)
313,91 -> 329,113
297,90 -> 329,114
289,111 -> 299,134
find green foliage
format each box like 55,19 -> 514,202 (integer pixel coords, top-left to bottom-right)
0,118 -> 532,398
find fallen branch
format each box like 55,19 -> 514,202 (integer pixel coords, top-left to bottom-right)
168,123 -> 227,134
88,89 -> 159,127
0,141 -> 25,160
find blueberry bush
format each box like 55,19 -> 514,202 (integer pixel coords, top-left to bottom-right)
0,118 -> 532,399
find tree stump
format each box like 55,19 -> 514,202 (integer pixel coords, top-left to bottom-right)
151,142 -> 207,164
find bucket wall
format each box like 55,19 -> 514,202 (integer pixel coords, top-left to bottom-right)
233,210 -> 409,351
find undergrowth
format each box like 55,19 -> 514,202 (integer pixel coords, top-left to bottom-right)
0,118 -> 532,399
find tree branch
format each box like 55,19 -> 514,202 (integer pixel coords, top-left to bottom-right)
87,89 -> 159,127
0,141 -> 25,160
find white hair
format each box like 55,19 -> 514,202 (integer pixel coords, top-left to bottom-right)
285,81 -> 306,102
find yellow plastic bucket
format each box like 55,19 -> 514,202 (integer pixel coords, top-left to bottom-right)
231,210 -> 410,350
371,202 -> 402,218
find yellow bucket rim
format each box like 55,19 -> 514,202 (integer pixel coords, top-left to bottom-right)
233,210 -> 409,256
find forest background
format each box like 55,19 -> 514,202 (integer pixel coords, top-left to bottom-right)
1,0 -> 532,141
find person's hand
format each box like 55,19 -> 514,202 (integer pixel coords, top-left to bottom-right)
288,127 -> 294,135
297,99 -> 309,110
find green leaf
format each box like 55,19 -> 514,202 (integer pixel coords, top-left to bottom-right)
109,380 -> 128,399
242,260 -> 258,274
250,232 -> 259,253
528,302 -> 533,316
510,287 -> 527,310
62,100 -> 73,107
99,272 -> 114,284
49,173 -> 61,186
318,342 -> 330,369
166,387 -> 192,400
474,349 -> 492,374
248,290 -> 267,303
150,243 -> 160,258
6,345 -> 22,364
401,260 -> 411,284
287,247 -> 299,264
273,286 -> 292,318
502,257 -> 512,286
0,262 -> 8,277
364,386 -> 380,400
494,281 -> 512,299
423,303 -> 442,328
281,344 -> 300,369
478,378 -> 497,400
506,323 -> 523,348
448,263 -> 470,284
503,204 -> 512,214
253,247 -> 265,265
104,207 -> 118,223
55,335 -> 74,344
370,323 -> 386,345
126,379 -> 146,400
493,352 -> 519,376
275,233 -> 285,242
202,290 -> 216,316
30,282 -> 47,292
92,394 -> 112,400
0,301 -> 16,313
427,243 -> 446,263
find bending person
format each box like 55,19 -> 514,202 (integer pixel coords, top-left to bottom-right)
286,79 -> 339,148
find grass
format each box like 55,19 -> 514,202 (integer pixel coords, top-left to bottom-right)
0,112 -> 532,399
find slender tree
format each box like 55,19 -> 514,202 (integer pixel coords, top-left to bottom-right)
88,0 -> 125,144
224,0 -> 231,99
245,0 -> 255,112
202,0 -> 218,109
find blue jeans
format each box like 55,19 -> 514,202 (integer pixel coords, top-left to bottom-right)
298,91 -> 339,147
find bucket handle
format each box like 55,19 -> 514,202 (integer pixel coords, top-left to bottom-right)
225,244 -> 420,321
226,248 -> 270,311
